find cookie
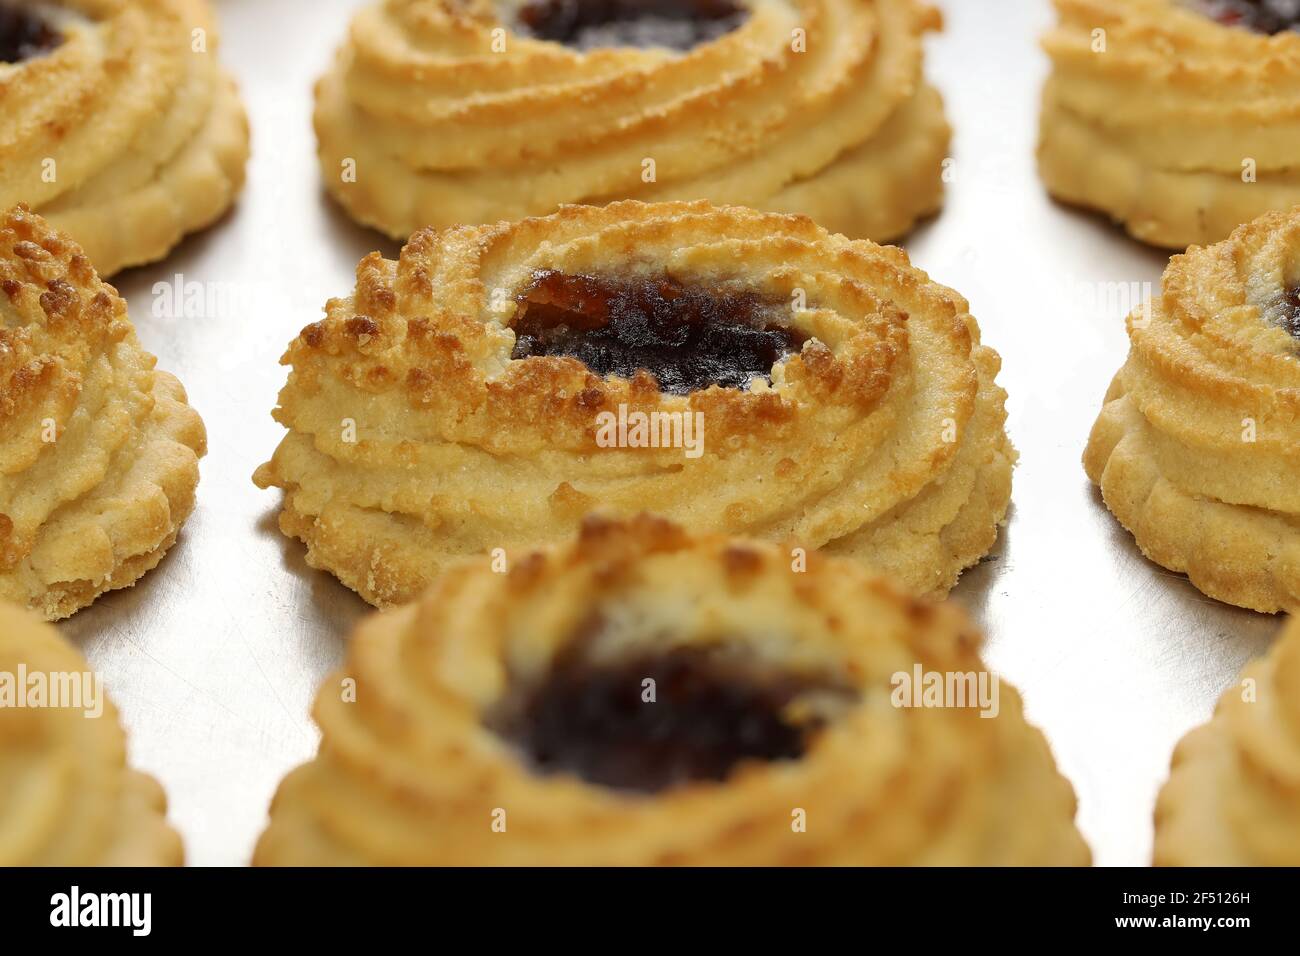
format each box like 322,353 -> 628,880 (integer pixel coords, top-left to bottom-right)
314,0 -> 949,241
0,602 -> 182,865
1154,614 -> 1300,865
255,515 -> 1088,866
0,0 -> 249,275
1039,0 -> 1300,247
0,204 -> 207,620
1084,206 -> 1300,612
254,200 -> 1014,607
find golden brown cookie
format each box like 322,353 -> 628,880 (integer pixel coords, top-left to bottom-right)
1083,207 -> 1300,613
314,0 -> 949,242
0,0 -> 249,276
0,602 -> 182,865
1154,614 -> 1300,865
254,515 -> 1088,866
0,204 -> 207,621
1039,0 -> 1300,248
254,200 -> 1014,608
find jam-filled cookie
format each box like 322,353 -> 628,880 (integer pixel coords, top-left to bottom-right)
254,201 -> 1015,607
0,205 -> 207,620
1039,0 -> 1300,248
0,0 -> 249,276
0,603 -> 183,865
1083,207 -> 1300,613
1154,614 -> 1300,865
313,0 -> 949,242
254,515 -> 1088,866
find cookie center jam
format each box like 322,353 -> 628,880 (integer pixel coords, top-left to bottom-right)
1186,0 -> 1300,33
515,0 -> 749,51
488,644 -> 852,794
0,3 -> 63,63
511,270 -> 807,394
1281,285 -> 1300,338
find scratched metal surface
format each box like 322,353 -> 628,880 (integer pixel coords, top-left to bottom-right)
56,0 -> 1281,866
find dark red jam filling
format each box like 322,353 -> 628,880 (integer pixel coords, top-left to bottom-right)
515,0 -> 748,51
1187,0 -> 1300,33
511,270 -> 807,394
0,3 -> 63,63
488,643 -> 853,794
1281,285 -> 1300,338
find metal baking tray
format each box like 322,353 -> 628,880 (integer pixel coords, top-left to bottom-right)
58,0 -> 1280,866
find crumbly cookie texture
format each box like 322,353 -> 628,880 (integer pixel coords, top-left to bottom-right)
0,603 -> 183,865
0,0 -> 249,276
1083,207 -> 1300,613
313,0 -> 949,242
254,200 -> 1015,608
255,514 -> 1088,866
1039,0 -> 1300,248
1154,615 -> 1300,865
0,205 -> 207,621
